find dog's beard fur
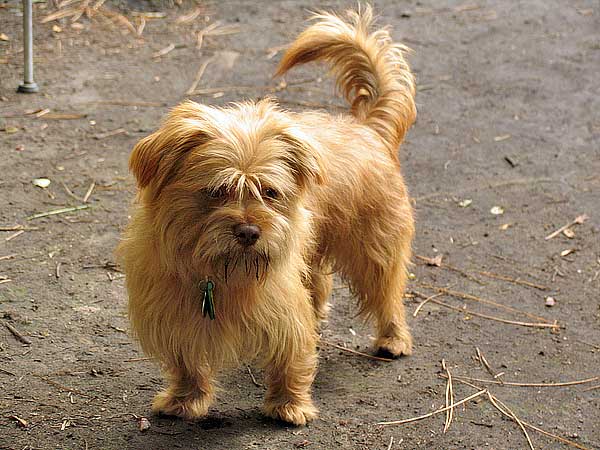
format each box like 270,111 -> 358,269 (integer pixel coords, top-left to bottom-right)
118,5 -> 416,427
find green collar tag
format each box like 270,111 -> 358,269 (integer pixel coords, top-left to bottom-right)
201,280 -> 215,320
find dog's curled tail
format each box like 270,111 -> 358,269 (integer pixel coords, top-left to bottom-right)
276,5 -> 416,152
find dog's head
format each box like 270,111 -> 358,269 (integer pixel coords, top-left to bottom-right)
129,99 -> 325,281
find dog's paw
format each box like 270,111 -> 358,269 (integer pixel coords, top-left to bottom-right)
152,390 -> 209,421
375,332 -> 413,358
263,400 -> 318,426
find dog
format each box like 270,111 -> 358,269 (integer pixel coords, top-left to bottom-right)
117,5 -> 416,426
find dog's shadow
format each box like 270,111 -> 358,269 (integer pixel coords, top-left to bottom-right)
129,407 -> 292,450
125,353 -> 392,449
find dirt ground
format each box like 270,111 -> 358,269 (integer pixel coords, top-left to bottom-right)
1,0 -> 599,449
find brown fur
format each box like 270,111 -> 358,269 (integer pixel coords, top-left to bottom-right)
117,5 -> 416,426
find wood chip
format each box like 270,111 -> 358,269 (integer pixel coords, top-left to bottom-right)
153,43 -> 175,59
10,415 -> 28,427
494,134 -> 511,142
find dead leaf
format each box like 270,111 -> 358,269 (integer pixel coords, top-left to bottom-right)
562,228 -> 575,238
423,254 -> 443,267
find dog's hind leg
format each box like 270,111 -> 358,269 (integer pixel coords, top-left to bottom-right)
337,200 -> 414,358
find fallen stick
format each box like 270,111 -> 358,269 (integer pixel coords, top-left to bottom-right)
376,389 -> 487,425
487,392 -> 535,450
152,43 -> 175,58
413,292 -> 444,317
60,181 -> 82,201
476,270 -> 548,291
91,100 -> 165,107
0,367 -> 17,376
545,214 -> 588,240
3,321 -> 32,345
417,284 -> 551,323
424,297 -> 560,329
26,205 -> 90,220
476,347 -> 504,381
414,254 -> 485,285
185,57 -> 214,95
5,230 -> 25,241
93,128 -> 126,140
83,182 -> 95,203
451,376 -> 591,450
583,384 -> 600,392
246,365 -> 263,388
442,359 -> 454,433
320,340 -> 393,362
0,225 -> 39,231
452,375 -> 599,388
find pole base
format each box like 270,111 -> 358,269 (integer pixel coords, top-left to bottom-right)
17,82 -> 39,93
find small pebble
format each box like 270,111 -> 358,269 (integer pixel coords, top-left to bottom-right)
139,417 -> 151,432
545,297 -> 556,307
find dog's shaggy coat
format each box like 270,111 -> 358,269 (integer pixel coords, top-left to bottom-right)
118,6 -> 416,425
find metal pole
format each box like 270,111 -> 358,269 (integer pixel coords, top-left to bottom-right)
17,0 -> 39,93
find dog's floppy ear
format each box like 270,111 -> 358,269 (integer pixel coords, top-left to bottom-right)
129,101 -> 214,189
279,125 -> 327,189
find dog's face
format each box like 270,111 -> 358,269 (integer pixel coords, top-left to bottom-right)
129,99 -> 324,281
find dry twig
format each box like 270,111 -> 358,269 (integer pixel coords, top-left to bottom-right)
442,359 -> 454,433
545,214 -> 588,240
5,230 -> 25,241
487,392 -> 535,450
449,376 -> 591,450
415,254 -> 485,285
417,284 -> 551,323
246,365 -> 263,388
413,292 -> 443,317
452,375 -> 599,388
320,340 -> 393,362
3,321 -> 32,345
26,205 -> 90,220
476,270 -> 548,291
83,182 -> 95,203
185,57 -> 214,95
411,291 -> 559,329
376,389 -> 487,425
476,347 -> 503,380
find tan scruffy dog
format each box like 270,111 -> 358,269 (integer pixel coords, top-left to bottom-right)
117,6 -> 416,426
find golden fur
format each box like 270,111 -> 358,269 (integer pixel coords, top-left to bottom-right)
117,6 -> 416,426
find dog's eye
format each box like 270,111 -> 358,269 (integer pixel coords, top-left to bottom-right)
264,188 -> 279,200
209,187 -> 227,199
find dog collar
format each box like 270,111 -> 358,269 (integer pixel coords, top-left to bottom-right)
199,279 -> 215,320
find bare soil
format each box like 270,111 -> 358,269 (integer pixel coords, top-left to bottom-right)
1,1 -> 599,449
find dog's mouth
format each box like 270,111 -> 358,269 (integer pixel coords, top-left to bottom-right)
214,247 -> 271,284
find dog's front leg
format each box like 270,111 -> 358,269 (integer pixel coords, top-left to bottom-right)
152,365 -> 215,421
262,334 -> 318,426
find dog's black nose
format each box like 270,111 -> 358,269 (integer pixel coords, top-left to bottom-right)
234,223 -> 261,246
